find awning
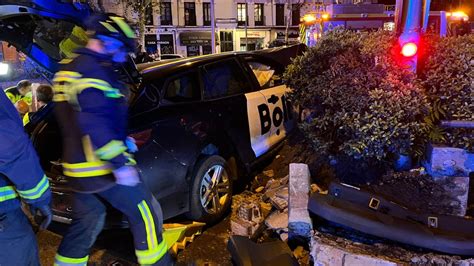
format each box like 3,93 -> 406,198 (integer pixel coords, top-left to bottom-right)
179,31 -> 218,46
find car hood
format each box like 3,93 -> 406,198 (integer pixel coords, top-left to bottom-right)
0,0 -> 91,72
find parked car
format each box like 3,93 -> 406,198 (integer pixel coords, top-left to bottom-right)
160,54 -> 184,60
0,1 -> 306,225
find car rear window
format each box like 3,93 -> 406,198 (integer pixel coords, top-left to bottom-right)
202,58 -> 248,99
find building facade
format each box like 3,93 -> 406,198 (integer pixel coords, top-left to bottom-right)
101,0 -> 304,57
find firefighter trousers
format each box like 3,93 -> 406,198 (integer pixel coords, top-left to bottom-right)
55,183 -> 171,266
0,208 -> 40,266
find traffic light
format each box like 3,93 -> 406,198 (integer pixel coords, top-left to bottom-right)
398,33 -> 419,72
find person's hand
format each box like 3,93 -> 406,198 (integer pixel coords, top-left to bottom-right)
125,137 -> 138,153
30,204 -> 52,230
113,165 -> 140,186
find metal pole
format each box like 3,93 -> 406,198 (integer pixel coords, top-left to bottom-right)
211,0 -> 216,53
245,0 -> 248,51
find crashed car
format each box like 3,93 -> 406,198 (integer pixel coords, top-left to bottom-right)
0,1 -> 305,224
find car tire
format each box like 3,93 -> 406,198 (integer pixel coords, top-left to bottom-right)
187,155 -> 233,224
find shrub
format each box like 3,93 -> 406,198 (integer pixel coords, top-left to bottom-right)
419,34 -> 474,151
285,29 -> 428,164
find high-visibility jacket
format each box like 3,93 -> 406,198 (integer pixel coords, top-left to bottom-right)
4,86 -> 32,105
0,90 -> 51,212
53,48 -> 134,193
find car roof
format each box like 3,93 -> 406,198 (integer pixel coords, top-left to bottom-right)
139,44 -> 307,81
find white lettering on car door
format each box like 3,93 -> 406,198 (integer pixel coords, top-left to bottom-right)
245,85 -> 293,158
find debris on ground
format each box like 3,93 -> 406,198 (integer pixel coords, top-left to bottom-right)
368,171 -> 469,216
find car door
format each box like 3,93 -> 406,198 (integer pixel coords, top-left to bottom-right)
0,1 -> 91,72
199,56 -> 259,165
240,54 -> 295,158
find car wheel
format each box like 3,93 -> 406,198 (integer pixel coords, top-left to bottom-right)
187,155 -> 233,223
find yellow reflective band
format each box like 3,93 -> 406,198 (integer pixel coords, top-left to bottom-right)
23,112 -> 30,126
110,16 -> 136,38
135,240 -> 167,265
0,186 -> 18,203
74,78 -> 124,98
53,94 -> 69,102
138,201 -> 159,251
17,175 -> 50,200
53,71 -> 82,83
54,254 -> 88,266
62,162 -> 112,178
96,140 -> 127,161
100,21 -> 119,33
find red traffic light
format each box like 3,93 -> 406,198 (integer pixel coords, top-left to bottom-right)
401,42 -> 418,57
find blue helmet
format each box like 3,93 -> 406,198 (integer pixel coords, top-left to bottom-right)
84,13 -> 136,52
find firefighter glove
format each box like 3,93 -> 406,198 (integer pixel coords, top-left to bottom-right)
113,165 -> 140,187
31,204 -> 53,230
125,137 -> 138,153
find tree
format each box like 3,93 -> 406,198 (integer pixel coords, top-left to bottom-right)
120,0 -> 156,52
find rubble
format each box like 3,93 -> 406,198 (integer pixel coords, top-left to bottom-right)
288,163 -> 312,239
230,192 -> 264,237
264,209 -> 288,230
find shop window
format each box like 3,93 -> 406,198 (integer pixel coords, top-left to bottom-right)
202,59 -> 248,99
276,4 -> 285,26
163,71 -> 201,103
160,2 -> 172,26
186,45 -> 200,57
246,59 -> 283,89
237,3 -> 247,26
255,3 -> 264,26
185,2 -> 197,26
203,3 -> 211,26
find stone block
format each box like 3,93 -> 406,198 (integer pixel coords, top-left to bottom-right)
424,144 -> 474,177
265,209 -> 288,230
288,163 -> 312,239
436,175 -> 470,216
230,218 -> 261,237
311,237 -> 398,266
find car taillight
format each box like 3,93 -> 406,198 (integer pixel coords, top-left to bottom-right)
128,129 -> 152,148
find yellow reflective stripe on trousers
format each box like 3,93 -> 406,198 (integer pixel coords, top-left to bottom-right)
95,140 -> 127,161
0,186 -> 18,202
136,200 -> 167,264
54,254 -> 88,266
135,241 -> 167,265
62,162 -> 112,178
16,175 -> 50,200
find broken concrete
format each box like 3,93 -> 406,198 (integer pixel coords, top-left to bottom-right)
288,163 -> 312,239
231,192 -> 264,237
265,209 -> 288,230
311,237 -> 398,266
424,144 -> 474,177
436,175 -> 470,216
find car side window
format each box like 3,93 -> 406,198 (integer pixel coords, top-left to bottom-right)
246,60 -> 283,89
202,58 -> 249,99
163,71 -> 201,103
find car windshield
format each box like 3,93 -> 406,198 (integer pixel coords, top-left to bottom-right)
33,19 -> 86,61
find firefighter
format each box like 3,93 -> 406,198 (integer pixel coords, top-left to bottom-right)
4,79 -> 32,104
52,13 -> 171,266
0,89 -> 52,265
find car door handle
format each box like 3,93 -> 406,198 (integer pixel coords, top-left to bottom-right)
268,94 -> 279,104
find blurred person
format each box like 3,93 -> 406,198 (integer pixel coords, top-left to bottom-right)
0,89 -> 52,266
52,13 -> 171,266
4,80 -> 32,104
23,84 -> 54,126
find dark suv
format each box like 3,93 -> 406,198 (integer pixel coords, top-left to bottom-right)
0,1 -> 305,224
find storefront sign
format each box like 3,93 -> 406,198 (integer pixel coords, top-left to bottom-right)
276,31 -> 299,40
180,31 -> 218,46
